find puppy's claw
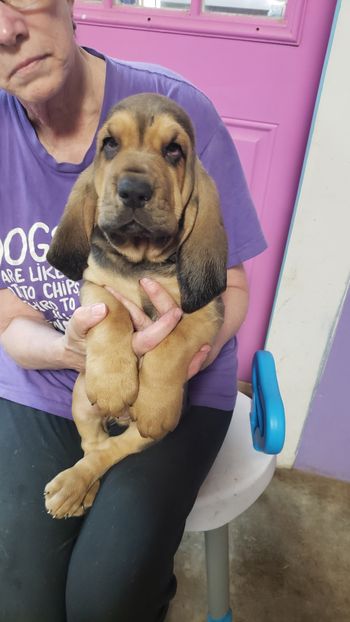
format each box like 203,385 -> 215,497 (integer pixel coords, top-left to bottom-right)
44,470 -> 100,519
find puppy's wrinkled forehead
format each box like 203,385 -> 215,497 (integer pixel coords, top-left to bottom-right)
102,93 -> 195,147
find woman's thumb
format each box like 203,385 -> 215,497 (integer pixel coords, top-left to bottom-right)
72,304 -> 107,337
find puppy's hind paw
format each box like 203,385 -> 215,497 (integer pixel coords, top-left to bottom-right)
44,468 -> 98,519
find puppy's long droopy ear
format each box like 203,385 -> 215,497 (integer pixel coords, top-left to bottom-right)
177,161 -> 228,314
47,165 -> 97,281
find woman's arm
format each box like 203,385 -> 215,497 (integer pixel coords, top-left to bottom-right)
203,264 -> 249,368
0,263 -> 247,375
0,288 -> 106,371
0,285 -> 209,377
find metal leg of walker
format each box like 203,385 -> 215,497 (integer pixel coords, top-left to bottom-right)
205,524 -> 233,622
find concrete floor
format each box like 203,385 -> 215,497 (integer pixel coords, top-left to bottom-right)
167,469 -> 350,622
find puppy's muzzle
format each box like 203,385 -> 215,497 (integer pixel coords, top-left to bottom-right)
117,175 -> 153,210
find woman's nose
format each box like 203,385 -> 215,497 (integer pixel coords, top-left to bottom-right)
0,4 -> 29,47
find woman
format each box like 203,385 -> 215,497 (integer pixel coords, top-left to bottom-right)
0,1 -> 266,621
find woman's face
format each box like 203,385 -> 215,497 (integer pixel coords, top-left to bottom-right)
0,0 -> 76,104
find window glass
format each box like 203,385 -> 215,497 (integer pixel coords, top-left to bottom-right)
202,0 -> 287,16
115,0 -> 287,15
116,0 -> 190,8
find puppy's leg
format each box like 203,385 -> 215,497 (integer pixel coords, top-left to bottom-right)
44,421 -> 153,519
72,372 -> 109,454
81,282 -> 139,415
44,373 -> 107,517
131,305 -> 221,440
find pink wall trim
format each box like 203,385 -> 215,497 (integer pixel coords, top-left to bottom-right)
74,0 -> 306,43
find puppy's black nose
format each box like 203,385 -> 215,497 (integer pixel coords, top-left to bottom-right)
117,177 -> 153,209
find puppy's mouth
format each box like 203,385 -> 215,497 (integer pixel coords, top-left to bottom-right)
101,219 -> 172,248
118,220 -> 153,237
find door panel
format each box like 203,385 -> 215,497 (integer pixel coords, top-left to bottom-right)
75,0 -> 337,378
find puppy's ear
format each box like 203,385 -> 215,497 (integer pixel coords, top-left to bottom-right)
177,160 -> 227,313
47,165 -> 97,281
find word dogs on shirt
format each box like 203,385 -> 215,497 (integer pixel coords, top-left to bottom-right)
0,222 -> 80,333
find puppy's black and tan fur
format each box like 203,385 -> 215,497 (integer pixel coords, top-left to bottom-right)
44,93 -> 227,518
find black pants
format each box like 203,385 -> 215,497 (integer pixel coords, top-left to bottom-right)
0,397 -> 232,622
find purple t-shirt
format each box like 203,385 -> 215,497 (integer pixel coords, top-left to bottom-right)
0,48 -> 266,418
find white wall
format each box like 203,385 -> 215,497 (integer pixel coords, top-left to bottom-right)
266,0 -> 350,467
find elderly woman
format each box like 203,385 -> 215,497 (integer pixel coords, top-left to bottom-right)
0,1 -> 266,621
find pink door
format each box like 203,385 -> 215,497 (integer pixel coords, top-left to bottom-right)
75,0 -> 336,379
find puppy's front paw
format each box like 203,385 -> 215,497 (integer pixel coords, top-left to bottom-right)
86,356 -> 138,415
131,396 -> 182,441
44,469 -> 99,519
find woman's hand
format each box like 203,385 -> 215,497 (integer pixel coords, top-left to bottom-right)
60,303 -> 109,373
107,278 -> 211,380
61,278 -> 210,378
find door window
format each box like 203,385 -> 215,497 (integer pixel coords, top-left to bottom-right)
201,0 -> 287,17
75,0 -> 303,45
116,0 -> 287,15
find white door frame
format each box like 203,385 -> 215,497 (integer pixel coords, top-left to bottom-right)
266,0 -> 350,467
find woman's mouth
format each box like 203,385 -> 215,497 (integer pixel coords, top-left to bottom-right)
10,55 -> 49,78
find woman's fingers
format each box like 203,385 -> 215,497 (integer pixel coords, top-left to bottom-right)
106,284 -> 183,357
132,307 -> 182,358
105,287 -> 152,331
67,304 -> 108,340
187,346 -> 211,380
139,278 -> 179,315
61,304 -> 108,373
107,279 -> 178,325
100,283 -> 211,376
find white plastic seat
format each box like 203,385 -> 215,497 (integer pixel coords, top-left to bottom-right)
186,392 -> 276,533
184,351 -> 285,622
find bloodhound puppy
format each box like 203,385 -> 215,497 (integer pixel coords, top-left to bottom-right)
44,93 -> 227,518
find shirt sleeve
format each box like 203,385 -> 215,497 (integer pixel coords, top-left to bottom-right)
198,121 -> 267,267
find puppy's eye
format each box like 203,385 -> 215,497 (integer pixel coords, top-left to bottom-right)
102,136 -> 119,159
164,142 -> 184,164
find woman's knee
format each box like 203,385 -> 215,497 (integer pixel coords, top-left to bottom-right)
66,555 -> 175,622
66,475 -> 180,621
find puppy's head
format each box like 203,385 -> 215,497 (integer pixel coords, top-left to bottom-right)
48,93 -> 227,312
93,93 -> 197,262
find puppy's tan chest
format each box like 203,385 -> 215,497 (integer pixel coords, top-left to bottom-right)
83,259 -> 181,314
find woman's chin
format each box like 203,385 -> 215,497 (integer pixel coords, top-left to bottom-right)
9,60 -> 67,107
16,77 -> 64,109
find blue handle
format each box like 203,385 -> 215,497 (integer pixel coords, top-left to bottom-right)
250,351 -> 285,454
